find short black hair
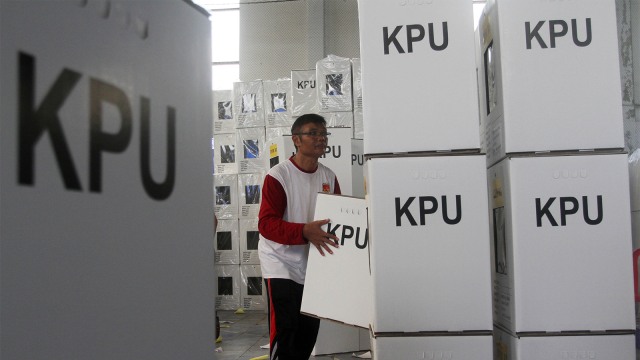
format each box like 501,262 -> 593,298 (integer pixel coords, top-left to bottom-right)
291,113 -> 326,135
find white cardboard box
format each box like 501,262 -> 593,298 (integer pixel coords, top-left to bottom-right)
214,219 -> 240,265
214,174 -> 239,220
291,69 -> 319,116
302,193 -> 371,329
319,127 -> 353,196
478,0 -> 624,166
488,154 -> 635,333
323,111 -> 354,128
214,133 -> 239,174
237,173 -> 264,219
236,127 -> 267,174
493,326 -> 635,360
316,54 -> 353,113
371,334 -> 493,360
0,2 -> 215,358
215,265 -> 241,311
353,107 -> 364,140
233,80 -> 265,128
262,79 -> 293,128
240,264 -> 266,311
352,139 -> 365,198
213,89 -> 235,134
239,218 -> 261,265
629,150 -> 640,212
358,0 -> 480,154
365,155 -> 493,334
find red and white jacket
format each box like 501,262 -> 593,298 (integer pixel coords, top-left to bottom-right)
258,156 -> 340,284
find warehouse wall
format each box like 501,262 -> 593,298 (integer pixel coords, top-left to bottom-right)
239,0 -> 360,81
324,0 -> 360,59
618,0 -> 640,153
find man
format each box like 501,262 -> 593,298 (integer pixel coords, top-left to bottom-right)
258,113 -> 340,359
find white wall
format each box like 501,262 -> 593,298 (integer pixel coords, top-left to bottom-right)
239,0 -> 360,81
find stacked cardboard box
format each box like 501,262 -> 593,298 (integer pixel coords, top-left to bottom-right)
357,1 -> 494,358
478,0 -> 635,357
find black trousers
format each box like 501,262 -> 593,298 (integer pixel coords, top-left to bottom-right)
265,278 -> 320,360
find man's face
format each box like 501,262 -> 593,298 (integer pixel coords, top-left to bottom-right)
293,123 -> 328,159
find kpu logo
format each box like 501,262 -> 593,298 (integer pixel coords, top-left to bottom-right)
297,80 -> 316,89
18,52 -> 176,200
383,22 -> 448,55
351,153 -> 364,166
525,18 -> 592,49
395,195 -> 462,226
321,146 -> 341,159
535,195 -> 603,227
326,223 -> 368,249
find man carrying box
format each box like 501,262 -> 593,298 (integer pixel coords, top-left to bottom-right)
258,114 -> 341,359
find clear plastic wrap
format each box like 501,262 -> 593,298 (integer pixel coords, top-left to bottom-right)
212,90 -> 236,134
316,54 -> 353,113
213,133 -> 239,174
214,219 -> 240,265
215,264 -> 241,310
263,78 -> 293,128
240,264 -> 266,311
323,111 -> 353,128
264,127 -> 294,169
238,172 -> 265,219
214,174 -> 239,220
351,58 -> 363,109
234,80 -> 265,128
239,218 -> 260,265
236,127 -> 267,174
291,69 -> 320,116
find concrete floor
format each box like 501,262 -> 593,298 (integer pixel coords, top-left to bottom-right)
214,310 -> 368,360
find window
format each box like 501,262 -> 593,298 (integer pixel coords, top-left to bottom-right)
473,1 -> 486,29
193,1 -> 240,90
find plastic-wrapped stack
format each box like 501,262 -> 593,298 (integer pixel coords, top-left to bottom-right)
357,1 -> 494,358
212,80 -> 273,312
477,0 -> 635,358
212,57 -> 368,354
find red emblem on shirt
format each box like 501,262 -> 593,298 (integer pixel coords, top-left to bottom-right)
322,183 -> 330,193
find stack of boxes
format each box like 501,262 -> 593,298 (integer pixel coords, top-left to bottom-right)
358,0 -> 493,358
288,56 -> 366,198
220,55 -> 368,355
213,57 -> 367,354
477,0 -> 636,357
212,79 -> 273,312
212,62 -> 364,306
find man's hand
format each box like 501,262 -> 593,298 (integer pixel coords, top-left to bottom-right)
303,218 -> 340,256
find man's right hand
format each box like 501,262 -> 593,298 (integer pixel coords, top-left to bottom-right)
303,219 -> 340,256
